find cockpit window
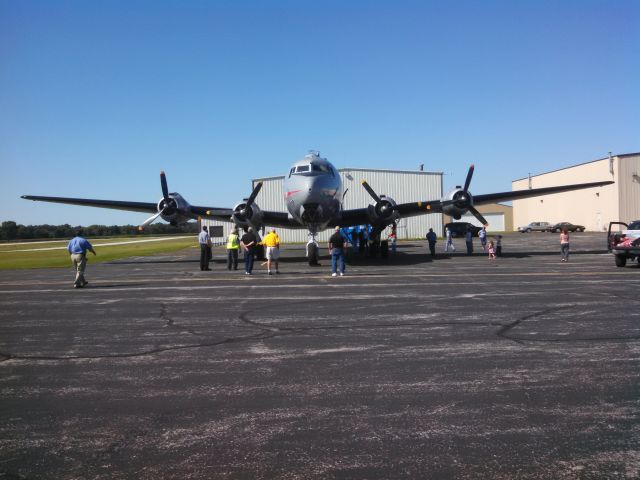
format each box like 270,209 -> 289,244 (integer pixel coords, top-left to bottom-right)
291,163 -> 333,175
311,164 -> 330,173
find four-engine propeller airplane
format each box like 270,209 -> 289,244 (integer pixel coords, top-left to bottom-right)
22,151 -> 614,264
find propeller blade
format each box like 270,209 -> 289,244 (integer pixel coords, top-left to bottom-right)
160,171 -> 169,201
138,211 -> 163,231
463,164 -> 475,192
361,180 -> 381,203
246,182 -> 263,207
468,205 -> 488,226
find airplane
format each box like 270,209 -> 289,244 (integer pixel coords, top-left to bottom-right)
22,151 -> 614,264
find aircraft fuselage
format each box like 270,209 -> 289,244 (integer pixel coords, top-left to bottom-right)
283,152 -> 344,233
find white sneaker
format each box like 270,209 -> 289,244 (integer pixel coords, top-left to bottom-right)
339,272 -> 344,276
331,273 -> 337,277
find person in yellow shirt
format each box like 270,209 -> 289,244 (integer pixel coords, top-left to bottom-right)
226,227 -> 240,270
261,228 -> 281,275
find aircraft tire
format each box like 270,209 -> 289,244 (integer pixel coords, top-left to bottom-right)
308,243 -> 319,266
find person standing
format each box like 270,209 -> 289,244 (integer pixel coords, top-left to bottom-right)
465,227 -> 474,255
444,226 -> 456,252
478,226 -> 487,252
261,228 -> 281,274
328,226 -> 348,277
358,229 -> 366,255
426,228 -> 437,257
226,227 -> 240,270
487,240 -> 497,260
198,226 -> 212,271
494,235 -> 503,257
388,226 -> 397,253
560,228 -> 570,262
240,227 -> 258,275
67,229 -> 96,288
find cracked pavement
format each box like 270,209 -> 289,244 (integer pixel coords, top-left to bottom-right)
1,232 -> 639,479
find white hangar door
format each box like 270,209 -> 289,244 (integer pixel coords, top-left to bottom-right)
460,213 -> 505,231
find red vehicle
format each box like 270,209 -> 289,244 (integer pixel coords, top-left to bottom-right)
607,221 -> 640,267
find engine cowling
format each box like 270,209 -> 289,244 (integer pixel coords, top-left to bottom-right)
441,187 -> 473,220
157,193 -> 192,226
232,201 -> 264,230
367,195 -> 400,225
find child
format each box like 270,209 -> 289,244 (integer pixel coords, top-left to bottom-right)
488,240 -> 496,260
494,235 -> 502,257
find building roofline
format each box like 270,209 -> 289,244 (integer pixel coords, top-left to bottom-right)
339,167 -> 443,175
512,152 -> 640,182
254,167 -> 443,182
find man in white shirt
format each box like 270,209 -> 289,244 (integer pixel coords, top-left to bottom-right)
198,226 -> 212,271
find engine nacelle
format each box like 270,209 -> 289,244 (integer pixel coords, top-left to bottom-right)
232,201 -> 264,230
366,195 -> 400,226
158,193 -> 192,226
441,187 -> 473,220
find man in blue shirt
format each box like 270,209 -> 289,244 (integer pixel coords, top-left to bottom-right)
67,230 -> 96,288
426,228 -> 437,257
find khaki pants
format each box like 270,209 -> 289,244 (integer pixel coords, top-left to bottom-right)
71,253 -> 87,286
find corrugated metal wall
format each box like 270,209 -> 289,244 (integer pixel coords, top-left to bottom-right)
204,168 -> 443,243
618,155 -> 640,223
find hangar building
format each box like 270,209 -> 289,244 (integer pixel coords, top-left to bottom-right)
203,168 -> 444,243
512,153 -> 640,231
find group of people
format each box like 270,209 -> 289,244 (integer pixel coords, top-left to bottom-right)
439,225 -> 501,259
66,224 -> 574,288
198,225 -> 281,275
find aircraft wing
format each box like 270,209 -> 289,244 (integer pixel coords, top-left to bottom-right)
472,180 -> 614,205
336,179 -> 614,228
21,195 -> 233,219
202,207 -> 293,228
338,203 -> 444,226
21,195 -> 160,214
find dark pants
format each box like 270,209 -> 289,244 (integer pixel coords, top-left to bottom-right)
496,246 -> 502,257
244,248 -> 255,273
466,241 -> 473,255
428,242 -> 436,257
200,244 -> 211,270
227,249 -> 238,270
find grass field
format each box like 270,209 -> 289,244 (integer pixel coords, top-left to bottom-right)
0,236 -> 198,270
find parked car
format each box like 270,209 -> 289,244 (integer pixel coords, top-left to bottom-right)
548,222 -> 585,233
607,220 -> 640,267
444,222 -> 482,237
517,222 -> 552,233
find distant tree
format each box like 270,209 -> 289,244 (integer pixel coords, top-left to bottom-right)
1,221 -> 18,240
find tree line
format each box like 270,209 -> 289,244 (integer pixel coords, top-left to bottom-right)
0,221 -> 199,241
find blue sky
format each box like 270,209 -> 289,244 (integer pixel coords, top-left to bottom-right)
1,0 -> 638,226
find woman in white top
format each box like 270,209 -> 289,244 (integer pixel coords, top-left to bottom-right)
560,229 -> 570,262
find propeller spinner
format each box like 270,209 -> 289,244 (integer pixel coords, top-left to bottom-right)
441,165 -> 488,226
139,171 -> 177,230
361,180 -> 399,221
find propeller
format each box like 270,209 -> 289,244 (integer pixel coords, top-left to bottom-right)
160,170 -> 170,201
441,165 -> 488,226
246,181 -> 263,207
233,182 -> 264,222
361,180 -> 398,218
361,180 -> 382,203
463,164 -> 474,192
139,171 -> 173,231
467,205 -> 488,226
138,211 -> 164,230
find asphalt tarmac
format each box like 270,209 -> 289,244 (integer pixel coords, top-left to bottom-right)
1,232 -> 639,479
